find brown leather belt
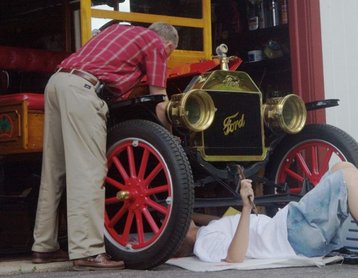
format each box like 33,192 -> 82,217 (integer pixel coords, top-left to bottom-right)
57,68 -> 99,86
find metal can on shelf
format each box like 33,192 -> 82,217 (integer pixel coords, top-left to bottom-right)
271,0 -> 279,27
248,50 -> 263,62
280,0 -> 288,24
258,1 -> 267,29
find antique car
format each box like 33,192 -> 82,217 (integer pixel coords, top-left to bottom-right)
1,38 -> 358,269
101,44 -> 358,268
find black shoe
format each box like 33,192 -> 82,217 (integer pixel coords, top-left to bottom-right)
32,249 -> 69,264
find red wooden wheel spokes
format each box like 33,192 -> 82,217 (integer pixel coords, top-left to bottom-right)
104,139 -> 172,250
277,140 -> 346,193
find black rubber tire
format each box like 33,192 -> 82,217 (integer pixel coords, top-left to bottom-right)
104,120 -> 194,269
265,124 -> 358,208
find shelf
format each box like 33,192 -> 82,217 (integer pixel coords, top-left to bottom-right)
238,55 -> 292,95
232,24 -> 290,62
238,24 -> 289,45
245,23 -> 289,36
212,0 -> 292,94
239,55 -> 291,72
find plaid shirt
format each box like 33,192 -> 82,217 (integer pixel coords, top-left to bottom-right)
60,24 -> 168,96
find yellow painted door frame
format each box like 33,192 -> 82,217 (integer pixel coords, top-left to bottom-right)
80,0 -> 212,67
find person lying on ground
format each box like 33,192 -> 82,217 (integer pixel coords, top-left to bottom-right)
175,162 -> 358,263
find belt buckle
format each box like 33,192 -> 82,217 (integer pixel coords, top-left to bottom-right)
94,80 -> 101,90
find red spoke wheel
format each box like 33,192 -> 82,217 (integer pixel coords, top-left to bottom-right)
266,124 -> 358,212
275,140 -> 346,193
104,120 -> 194,269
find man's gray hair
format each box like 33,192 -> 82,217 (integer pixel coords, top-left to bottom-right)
149,22 -> 179,48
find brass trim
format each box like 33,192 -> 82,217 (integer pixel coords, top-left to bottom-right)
116,190 -> 130,200
196,145 -> 269,162
166,89 -> 216,132
191,90 -> 268,162
263,94 -> 307,134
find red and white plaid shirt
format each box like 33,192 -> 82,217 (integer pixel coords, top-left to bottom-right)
60,24 -> 168,96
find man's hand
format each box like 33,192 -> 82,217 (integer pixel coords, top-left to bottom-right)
149,85 -> 172,131
240,179 -> 254,210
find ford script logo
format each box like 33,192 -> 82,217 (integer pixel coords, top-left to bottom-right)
223,112 -> 245,136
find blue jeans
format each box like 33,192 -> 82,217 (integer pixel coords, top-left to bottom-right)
287,170 -> 349,257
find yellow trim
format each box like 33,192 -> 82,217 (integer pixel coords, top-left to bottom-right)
202,0 -> 212,61
196,146 -> 269,162
80,0 -> 212,67
91,9 -> 206,28
80,0 -> 92,46
22,101 -> 28,149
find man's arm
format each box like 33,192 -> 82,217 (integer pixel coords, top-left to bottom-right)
192,212 -> 220,226
225,179 -> 254,263
149,85 -> 171,131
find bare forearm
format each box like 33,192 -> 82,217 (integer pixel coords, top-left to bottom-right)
155,101 -> 171,131
225,206 -> 251,263
149,85 -> 171,130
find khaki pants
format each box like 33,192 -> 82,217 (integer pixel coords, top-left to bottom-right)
32,72 -> 108,260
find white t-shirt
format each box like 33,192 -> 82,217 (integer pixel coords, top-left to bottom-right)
193,206 -> 297,262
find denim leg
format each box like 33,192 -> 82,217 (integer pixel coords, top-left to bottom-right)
287,170 -> 349,257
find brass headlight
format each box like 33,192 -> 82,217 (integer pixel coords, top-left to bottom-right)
166,89 -> 216,132
263,94 -> 307,134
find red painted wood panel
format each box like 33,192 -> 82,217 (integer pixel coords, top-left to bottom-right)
288,0 -> 326,123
